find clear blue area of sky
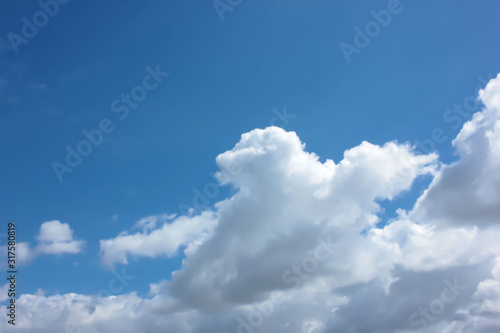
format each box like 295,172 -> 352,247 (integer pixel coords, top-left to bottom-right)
0,0 -> 499,297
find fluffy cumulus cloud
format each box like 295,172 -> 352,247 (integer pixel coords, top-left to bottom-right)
0,221 -> 84,266
3,75 -> 500,332
36,220 -> 85,255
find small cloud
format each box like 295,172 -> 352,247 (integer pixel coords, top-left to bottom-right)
111,215 -> 118,222
35,288 -> 45,296
36,221 -> 84,255
148,280 -> 169,296
37,220 -> 75,243
1,221 -> 86,266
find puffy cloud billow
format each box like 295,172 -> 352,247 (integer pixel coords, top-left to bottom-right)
3,75 -> 500,332
0,220 -> 84,266
36,220 -> 85,256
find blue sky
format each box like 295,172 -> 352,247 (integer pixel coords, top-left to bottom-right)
1,1 -> 500,332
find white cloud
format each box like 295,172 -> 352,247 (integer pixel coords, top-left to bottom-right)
37,220 -> 76,243
35,220 -> 84,255
412,74 -> 500,227
0,221 -> 85,266
148,279 -> 169,296
4,75 -> 500,332
35,220 -> 84,256
16,242 -> 37,264
100,211 -> 216,266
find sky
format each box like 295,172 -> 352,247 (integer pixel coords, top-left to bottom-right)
0,0 -> 500,332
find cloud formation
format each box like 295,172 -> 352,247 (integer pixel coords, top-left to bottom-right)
413,75 -> 500,228
0,220 -> 84,266
36,220 -> 85,255
3,75 -> 500,332
100,212 -> 216,266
